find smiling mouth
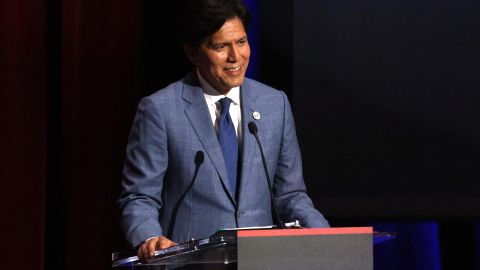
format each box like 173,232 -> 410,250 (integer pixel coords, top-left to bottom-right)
224,66 -> 240,72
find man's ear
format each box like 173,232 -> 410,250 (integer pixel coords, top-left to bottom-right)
184,44 -> 199,66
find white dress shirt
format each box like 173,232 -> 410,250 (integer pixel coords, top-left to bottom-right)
197,70 -> 243,145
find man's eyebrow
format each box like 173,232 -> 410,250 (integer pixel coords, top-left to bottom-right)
207,36 -> 248,47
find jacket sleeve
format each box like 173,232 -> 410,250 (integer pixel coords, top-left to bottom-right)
274,91 -> 330,228
118,97 -> 168,248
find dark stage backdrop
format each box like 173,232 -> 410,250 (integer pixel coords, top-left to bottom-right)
292,0 -> 480,220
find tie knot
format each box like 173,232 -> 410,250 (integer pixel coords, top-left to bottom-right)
219,97 -> 232,115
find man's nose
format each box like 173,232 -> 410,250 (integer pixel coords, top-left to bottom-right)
227,45 -> 239,62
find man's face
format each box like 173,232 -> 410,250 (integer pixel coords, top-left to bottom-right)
186,17 -> 250,94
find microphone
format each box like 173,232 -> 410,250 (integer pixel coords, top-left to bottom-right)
194,150 -> 204,166
167,150 -> 204,236
248,122 -> 286,229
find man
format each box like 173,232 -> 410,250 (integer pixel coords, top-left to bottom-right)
118,0 -> 329,262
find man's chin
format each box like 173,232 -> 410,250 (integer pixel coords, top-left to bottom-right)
225,78 -> 245,89
213,77 -> 245,93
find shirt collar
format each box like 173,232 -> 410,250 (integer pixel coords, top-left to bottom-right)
197,69 -> 240,106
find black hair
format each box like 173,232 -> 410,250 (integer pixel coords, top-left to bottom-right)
177,0 -> 251,47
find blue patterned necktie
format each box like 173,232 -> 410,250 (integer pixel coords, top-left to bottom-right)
218,97 -> 238,195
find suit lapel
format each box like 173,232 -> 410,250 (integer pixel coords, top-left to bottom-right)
182,73 -> 236,204
239,79 -> 260,201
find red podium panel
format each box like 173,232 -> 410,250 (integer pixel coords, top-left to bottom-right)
237,227 -> 373,270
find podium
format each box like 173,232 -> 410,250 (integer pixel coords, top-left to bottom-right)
112,227 -> 394,270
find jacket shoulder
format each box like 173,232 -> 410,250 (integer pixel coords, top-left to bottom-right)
243,77 -> 289,106
152,80 -> 184,97
244,77 -> 281,94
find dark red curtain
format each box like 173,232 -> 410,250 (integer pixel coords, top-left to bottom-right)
0,0 -> 47,269
61,1 -> 140,270
1,1 -> 140,269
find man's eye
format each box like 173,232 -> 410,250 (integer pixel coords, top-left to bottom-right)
214,44 -> 226,51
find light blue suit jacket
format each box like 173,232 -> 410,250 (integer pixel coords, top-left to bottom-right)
119,72 -> 329,248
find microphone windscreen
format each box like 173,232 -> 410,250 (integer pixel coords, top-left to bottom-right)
194,151 -> 204,165
248,122 -> 258,134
